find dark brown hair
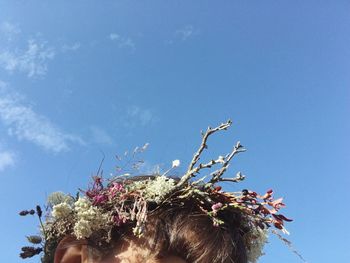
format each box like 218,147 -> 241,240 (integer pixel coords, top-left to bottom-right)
99,199 -> 247,263
62,176 -> 248,263
150,202 -> 246,263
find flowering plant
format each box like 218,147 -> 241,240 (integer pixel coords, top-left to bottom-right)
19,120 -> 295,263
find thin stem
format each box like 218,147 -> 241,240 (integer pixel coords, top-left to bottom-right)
176,120 -> 232,189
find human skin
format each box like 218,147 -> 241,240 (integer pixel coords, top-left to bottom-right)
54,236 -> 186,263
101,238 -> 186,263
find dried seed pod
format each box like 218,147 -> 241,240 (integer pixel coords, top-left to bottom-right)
26,235 -> 42,244
19,210 -> 29,216
36,205 -> 42,217
20,246 -> 42,258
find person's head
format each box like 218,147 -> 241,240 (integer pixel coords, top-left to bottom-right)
20,121 -> 292,263
54,197 -> 248,263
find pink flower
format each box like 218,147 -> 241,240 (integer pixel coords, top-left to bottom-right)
112,182 -> 124,191
85,176 -> 105,200
92,176 -> 103,190
211,202 -> 223,212
113,214 -> 126,226
260,189 -> 274,200
109,183 -> 124,198
92,194 -> 108,205
268,198 -> 286,211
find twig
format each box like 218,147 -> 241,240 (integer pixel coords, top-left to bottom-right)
205,141 -> 246,188
187,120 -> 232,172
218,172 -> 245,183
176,120 -> 232,189
96,151 -> 105,176
116,143 -> 149,174
271,230 -> 307,262
36,206 -> 47,256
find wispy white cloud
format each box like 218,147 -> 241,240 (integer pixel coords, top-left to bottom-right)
0,81 -> 84,153
0,22 -> 21,42
0,38 -> 55,78
61,42 -> 81,52
0,21 -> 69,78
166,25 -> 199,44
0,150 -> 15,172
0,22 -> 20,34
176,25 -> 196,41
109,33 -> 119,41
89,126 -> 113,146
109,33 -> 135,49
125,105 -> 156,127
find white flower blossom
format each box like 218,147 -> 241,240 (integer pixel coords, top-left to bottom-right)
52,202 -> 73,219
172,159 -> 180,168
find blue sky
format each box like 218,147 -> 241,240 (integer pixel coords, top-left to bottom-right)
0,1 -> 349,262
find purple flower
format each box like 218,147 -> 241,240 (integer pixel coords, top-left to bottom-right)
92,194 -> 108,205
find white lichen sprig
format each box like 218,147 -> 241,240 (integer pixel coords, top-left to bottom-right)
245,228 -> 269,263
143,176 -> 176,203
73,197 -> 110,239
51,202 -> 73,219
47,192 -> 75,207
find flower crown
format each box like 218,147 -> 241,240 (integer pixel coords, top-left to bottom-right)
19,120 -> 294,263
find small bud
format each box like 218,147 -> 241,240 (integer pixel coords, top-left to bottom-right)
211,202 -> 223,212
214,186 -> 222,192
172,159 -> 180,168
133,225 -> 143,237
75,192 -> 80,201
19,209 -> 36,216
26,235 -> 42,244
19,210 -> 29,216
141,143 -> 149,151
36,205 -> 42,217
218,156 -> 225,164
20,246 -> 42,258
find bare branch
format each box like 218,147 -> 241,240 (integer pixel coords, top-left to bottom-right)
175,120 -> 233,189
218,172 -> 245,183
96,151 -> 105,176
272,230 -> 307,263
205,141 -> 246,188
187,120 -> 232,172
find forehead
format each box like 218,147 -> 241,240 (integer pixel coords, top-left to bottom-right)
101,239 -> 186,263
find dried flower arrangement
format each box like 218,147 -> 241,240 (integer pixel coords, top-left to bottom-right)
19,120 -> 296,263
